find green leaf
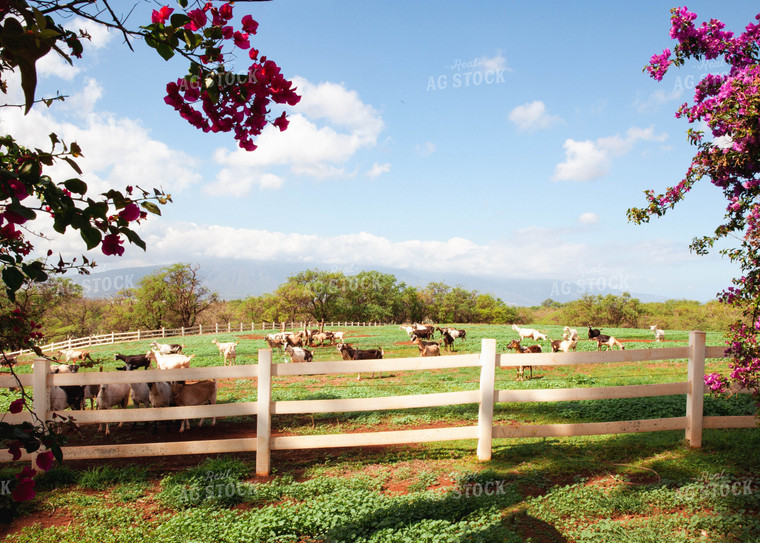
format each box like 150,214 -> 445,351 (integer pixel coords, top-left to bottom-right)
62,157 -> 83,175
141,201 -> 162,216
171,14 -> 191,28
63,178 -> 87,194
80,227 -> 102,250
22,261 -> 48,282
156,42 -> 175,61
2,266 -> 25,293
7,203 -> 37,221
122,228 -> 146,251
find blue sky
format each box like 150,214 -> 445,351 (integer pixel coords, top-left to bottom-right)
6,1 -> 760,303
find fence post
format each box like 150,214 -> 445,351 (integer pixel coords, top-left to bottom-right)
32,357 -> 50,468
477,338 -> 497,461
686,330 -> 706,447
256,349 -> 273,476
181,327 -> 185,336
137,330 -> 141,341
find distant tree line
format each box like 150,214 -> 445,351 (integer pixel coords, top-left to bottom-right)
0,263 -> 739,346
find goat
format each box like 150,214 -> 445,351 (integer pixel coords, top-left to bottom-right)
114,352 -> 151,370
50,385 -> 85,412
399,325 -> 415,337
212,339 -> 238,365
595,335 -> 625,351
284,344 -> 314,363
336,343 -> 383,379
149,341 -> 184,354
309,331 -> 333,346
116,361 -> 151,410
329,331 -> 345,343
563,327 -> 579,341
148,351 -> 195,370
437,327 -> 466,342
511,324 -> 547,342
96,383 -> 131,436
1,354 -> 17,367
58,349 -> 94,364
650,325 -> 665,342
283,333 -> 305,348
588,326 -> 602,340
506,339 -> 540,381
265,334 -> 285,353
411,336 -> 441,357
148,381 -> 172,408
558,338 -> 577,353
50,363 -> 79,374
170,380 -> 217,433
441,330 -> 456,352
409,327 -> 434,339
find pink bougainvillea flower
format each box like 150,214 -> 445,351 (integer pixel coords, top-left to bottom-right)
8,441 -> 23,461
233,31 -> 250,50
151,6 -> 174,24
222,25 -> 234,39
241,15 -> 258,34
118,203 -> 141,222
101,234 -> 125,256
35,451 -> 55,472
273,111 -> 289,131
219,3 -> 233,21
9,398 -> 24,414
12,478 -> 35,502
185,9 -> 207,31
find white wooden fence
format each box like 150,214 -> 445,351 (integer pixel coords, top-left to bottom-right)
7,321 -> 387,358
0,332 -> 755,475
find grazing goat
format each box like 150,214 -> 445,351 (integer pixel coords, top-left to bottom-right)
212,339 -> 238,365
50,363 -> 79,374
309,331 -> 333,346
558,338 -> 577,353
441,330 -> 456,352
563,327 -> 578,341
506,339 -> 540,381
595,335 -> 625,351
114,352 -> 151,370
149,341 -> 184,354
58,349 -> 94,364
1,354 -> 17,367
337,343 -> 383,379
511,324 -> 547,342
50,385 -> 85,412
148,351 -> 195,370
438,327 -> 466,342
284,344 -> 314,363
170,380 -> 217,433
265,334 -> 285,352
400,325 -> 415,337
650,325 -> 665,342
411,336 -> 441,357
96,383 -> 131,436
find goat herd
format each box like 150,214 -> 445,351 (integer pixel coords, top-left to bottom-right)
30,322 -> 667,435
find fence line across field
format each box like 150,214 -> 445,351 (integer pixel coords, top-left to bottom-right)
0,332 -> 755,476
5,321 -> 389,358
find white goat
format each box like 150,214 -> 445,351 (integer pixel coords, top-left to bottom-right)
512,324 -> 547,342
650,325 -> 665,342
284,344 -> 314,363
212,339 -> 238,365
562,327 -> 578,341
148,351 -> 195,370
149,341 -> 184,354
96,383 -> 131,435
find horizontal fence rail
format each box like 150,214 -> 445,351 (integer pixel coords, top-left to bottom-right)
0,331 -> 755,475
6,321 -> 389,358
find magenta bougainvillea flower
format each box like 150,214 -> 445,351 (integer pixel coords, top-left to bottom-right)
151,6 -> 173,25
101,233 -> 125,256
118,203 -> 141,222
9,398 -> 24,414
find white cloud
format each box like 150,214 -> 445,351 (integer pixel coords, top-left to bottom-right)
477,51 -> 511,73
415,141 -> 436,157
207,77 -> 385,195
578,212 -> 600,224
367,162 -> 390,178
508,100 -> 562,131
553,126 -> 668,182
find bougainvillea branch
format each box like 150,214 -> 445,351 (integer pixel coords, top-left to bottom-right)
0,0 -> 299,520
629,7 -> 760,403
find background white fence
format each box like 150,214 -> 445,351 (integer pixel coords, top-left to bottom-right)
0,332 -> 755,475
6,321 -> 388,358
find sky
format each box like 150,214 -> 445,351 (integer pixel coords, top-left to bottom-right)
4,0 -> 760,303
